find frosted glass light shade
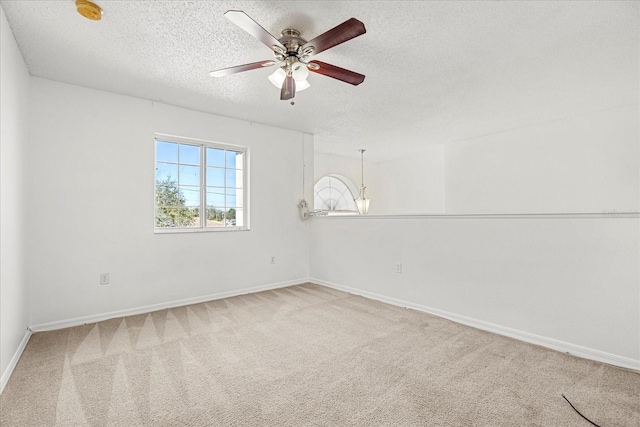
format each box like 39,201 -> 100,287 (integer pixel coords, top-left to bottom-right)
268,67 -> 310,91
355,197 -> 370,215
355,186 -> 370,215
292,62 -> 309,81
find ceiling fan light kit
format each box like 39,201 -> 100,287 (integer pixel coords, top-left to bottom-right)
268,66 -> 310,91
210,10 -> 366,101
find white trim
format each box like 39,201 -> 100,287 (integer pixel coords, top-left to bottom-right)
30,278 -> 309,332
154,226 -> 249,234
154,132 -> 247,151
1,328 -> 32,394
311,278 -> 640,372
311,212 -> 640,220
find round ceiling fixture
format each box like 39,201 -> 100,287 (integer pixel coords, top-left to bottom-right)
76,0 -> 103,21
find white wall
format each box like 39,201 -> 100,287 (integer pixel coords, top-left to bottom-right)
317,105 -> 638,216
375,146 -> 445,214
445,105 -> 639,213
310,104 -> 640,368
0,6 -> 30,388
27,78 -> 313,326
310,216 -> 640,368
314,148 -> 446,215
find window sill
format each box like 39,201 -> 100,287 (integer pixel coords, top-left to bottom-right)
310,212 -> 640,219
154,226 -> 250,234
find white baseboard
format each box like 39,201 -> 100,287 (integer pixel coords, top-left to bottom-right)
311,278 -> 640,372
30,278 -> 310,332
1,328 -> 32,394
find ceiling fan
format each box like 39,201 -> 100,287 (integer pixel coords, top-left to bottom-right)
209,10 -> 366,101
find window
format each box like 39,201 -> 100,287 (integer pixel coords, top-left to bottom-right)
154,134 -> 248,232
313,174 -> 359,215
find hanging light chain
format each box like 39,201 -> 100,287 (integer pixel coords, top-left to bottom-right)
359,148 -> 366,188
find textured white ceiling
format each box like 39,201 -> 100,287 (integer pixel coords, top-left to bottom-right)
1,1 -> 638,161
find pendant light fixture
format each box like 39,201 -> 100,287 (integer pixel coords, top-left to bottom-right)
355,149 -> 370,215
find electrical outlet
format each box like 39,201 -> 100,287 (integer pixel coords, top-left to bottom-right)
395,262 -> 403,274
271,256 -> 276,264
100,273 -> 109,285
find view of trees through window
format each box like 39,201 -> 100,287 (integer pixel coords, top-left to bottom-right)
155,138 -> 245,230
154,176 -> 238,228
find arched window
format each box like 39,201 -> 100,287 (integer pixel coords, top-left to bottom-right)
313,174 -> 359,215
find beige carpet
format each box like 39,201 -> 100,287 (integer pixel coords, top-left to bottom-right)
1,283 -> 638,426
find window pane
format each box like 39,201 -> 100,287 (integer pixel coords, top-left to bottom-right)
156,141 -> 178,163
156,207 -> 179,227
224,207 -> 238,226
206,167 -> 225,187
233,208 -> 243,227
206,207 -> 225,227
234,189 -> 244,208
226,188 -> 237,207
156,198 -> 201,225
179,186 -> 200,206
233,169 -> 243,188
206,148 -> 225,167
206,188 -> 225,207
156,162 -> 178,184
179,144 -> 200,165
179,207 -> 200,227
171,207 -> 197,227
156,185 -> 183,206
225,169 -> 237,188
179,165 -> 200,186
226,150 -> 242,169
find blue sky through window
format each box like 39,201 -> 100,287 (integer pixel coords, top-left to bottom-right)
179,165 -> 200,186
156,141 -> 177,163
179,144 -> 200,165
207,148 -> 224,167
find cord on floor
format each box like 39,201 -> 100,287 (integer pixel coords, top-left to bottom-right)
562,394 -> 601,427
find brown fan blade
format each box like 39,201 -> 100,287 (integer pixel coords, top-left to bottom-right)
308,61 -> 365,86
280,75 -> 296,100
224,10 -> 285,52
302,18 -> 366,55
209,60 -> 276,77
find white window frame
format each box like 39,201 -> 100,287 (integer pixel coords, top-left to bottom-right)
154,133 -> 250,233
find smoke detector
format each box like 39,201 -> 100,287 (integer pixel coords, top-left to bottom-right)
76,0 -> 103,21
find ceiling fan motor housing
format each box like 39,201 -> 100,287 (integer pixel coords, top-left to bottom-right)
273,29 -> 314,64
279,29 -> 306,53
